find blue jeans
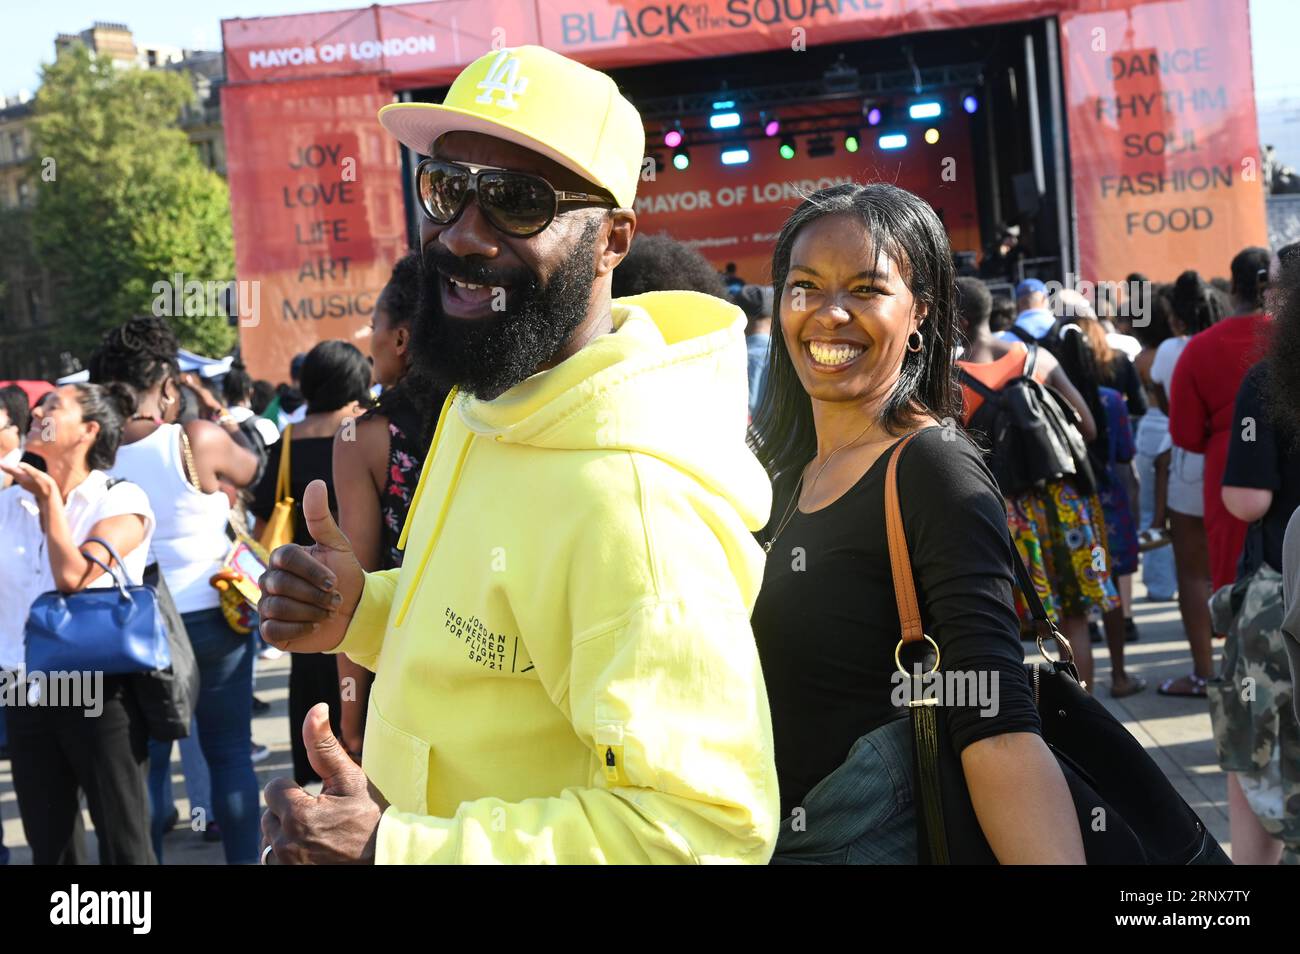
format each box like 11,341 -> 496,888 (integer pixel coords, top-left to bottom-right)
771,717 -> 918,864
1135,448 -> 1177,600
176,608 -> 260,863
147,718 -> 212,862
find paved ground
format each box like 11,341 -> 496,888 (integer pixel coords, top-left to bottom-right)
0,578 -> 1234,864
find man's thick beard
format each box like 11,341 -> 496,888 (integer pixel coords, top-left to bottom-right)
410,220 -> 601,401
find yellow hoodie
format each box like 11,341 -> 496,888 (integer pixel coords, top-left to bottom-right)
334,290 -> 778,864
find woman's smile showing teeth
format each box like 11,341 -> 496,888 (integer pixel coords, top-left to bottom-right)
806,339 -> 866,370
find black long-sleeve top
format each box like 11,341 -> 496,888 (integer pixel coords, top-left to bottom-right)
752,428 -> 1041,819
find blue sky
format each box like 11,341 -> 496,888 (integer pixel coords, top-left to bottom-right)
3,0 -> 1296,103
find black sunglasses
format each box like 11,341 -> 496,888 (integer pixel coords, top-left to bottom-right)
415,158 -> 616,238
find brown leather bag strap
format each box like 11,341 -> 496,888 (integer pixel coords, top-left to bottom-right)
884,429 -> 930,645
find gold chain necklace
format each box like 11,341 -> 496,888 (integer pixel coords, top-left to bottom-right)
763,420 -> 892,553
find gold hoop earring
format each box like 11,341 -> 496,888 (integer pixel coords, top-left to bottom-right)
906,329 -> 924,353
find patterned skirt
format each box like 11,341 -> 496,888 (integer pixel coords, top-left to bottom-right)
1006,479 -> 1120,629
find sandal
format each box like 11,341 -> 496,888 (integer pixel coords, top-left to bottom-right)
1111,675 -> 1148,698
1157,673 -> 1208,697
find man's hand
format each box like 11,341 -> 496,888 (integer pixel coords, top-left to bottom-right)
258,480 -> 364,653
260,703 -> 389,865
180,371 -> 224,415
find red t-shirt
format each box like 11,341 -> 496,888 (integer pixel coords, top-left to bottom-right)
1168,313 -> 1272,589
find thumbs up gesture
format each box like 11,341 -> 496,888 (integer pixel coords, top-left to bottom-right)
260,703 -> 390,865
258,479 -> 365,653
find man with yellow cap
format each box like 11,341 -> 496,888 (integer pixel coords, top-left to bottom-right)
257,46 -> 778,864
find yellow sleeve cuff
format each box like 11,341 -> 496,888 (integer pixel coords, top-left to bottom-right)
331,569 -> 400,671
375,805 -> 454,864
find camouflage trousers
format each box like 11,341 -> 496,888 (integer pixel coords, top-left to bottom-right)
1209,565 -> 1300,863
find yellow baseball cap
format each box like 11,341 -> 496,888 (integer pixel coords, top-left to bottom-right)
378,46 -> 645,210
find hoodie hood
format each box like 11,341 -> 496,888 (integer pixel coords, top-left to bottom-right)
456,290 -> 772,530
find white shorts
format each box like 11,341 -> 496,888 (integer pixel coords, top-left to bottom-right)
1167,446 -> 1205,518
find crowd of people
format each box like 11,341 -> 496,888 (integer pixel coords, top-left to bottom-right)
0,254 -> 439,864
0,44 -> 1298,865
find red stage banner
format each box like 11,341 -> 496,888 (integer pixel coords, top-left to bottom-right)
222,75 -> 409,382
219,0 -> 1271,363
222,1 -> 538,87
1060,0 -> 1268,284
223,0 -> 1066,85
537,0 -> 1061,71
636,102 -> 979,281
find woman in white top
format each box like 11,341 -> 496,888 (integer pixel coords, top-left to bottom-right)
90,317 -> 261,865
0,383 -> 157,864
1132,290 -> 1177,601
1151,271 -> 1225,698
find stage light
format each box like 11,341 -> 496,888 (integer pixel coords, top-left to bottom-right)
779,136 -> 796,160
808,134 -> 834,158
664,124 -> 683,148
844,130 -> 860,153
908,101 -> 942,120
712,99 -> 735,110
709,111 -> 741,130
672,148 -> 690,170
878,133 -> 907,150
721,146 -> 750,166
764,117 -> 780,137
924,128 -> 940,144
866,107 -> 882,126
962,94 -> 979,114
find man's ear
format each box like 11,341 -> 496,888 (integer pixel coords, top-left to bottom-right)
596,209 -> 636,278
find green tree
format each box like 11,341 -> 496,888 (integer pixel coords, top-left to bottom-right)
28,44 -> 235,358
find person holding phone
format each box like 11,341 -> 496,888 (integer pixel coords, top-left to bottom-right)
0,383 -> 156,864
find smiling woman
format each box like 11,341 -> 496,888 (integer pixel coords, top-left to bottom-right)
749,182 -> 1085,865
750,183 -> 960,497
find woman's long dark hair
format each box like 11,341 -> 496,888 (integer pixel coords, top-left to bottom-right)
748,182 -> 961,511
370,252 -> 444,450
1171,270 -> 1224,336
1055,324 -> 1111,472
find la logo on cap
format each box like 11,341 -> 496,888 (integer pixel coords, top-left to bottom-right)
475,49 -> 529,111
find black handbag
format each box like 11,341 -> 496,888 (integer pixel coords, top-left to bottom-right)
129,562 -> 200,742
883,431 -> 1230,865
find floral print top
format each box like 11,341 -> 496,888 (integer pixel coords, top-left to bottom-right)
366,401 -> 429,571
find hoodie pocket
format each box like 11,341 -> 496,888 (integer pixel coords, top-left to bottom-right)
362,700 -> 430,816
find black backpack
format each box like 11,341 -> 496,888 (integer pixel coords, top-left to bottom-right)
1009,321 -> 1064,355
959,345 -> 1096,496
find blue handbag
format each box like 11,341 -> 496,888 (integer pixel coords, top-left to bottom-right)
24,536 -> 172,676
